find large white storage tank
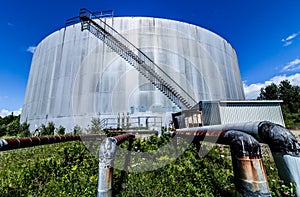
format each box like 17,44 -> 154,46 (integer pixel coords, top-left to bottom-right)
21,16 -> 245,131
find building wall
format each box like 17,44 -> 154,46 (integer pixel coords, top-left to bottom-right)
21,17 -> 245,131
219,101 -> 285,126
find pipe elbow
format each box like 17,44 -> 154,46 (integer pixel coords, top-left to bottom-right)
99,137 -> 118,168
258,121 -> 300,156
223,130 -> 262,158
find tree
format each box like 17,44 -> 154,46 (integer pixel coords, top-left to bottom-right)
40,122 -> 55,136
257,83 -> 279,100
73,125 -> 83,134
292,86 -> 300,112
257,80 -> 300,128
20,122 -> 30,137
0,124 -> 7,137
6,118 -> 20,136
47,122 -> 55,135
278,80 -> 293,110
57,125 -> 65,135
86,117 -> 102,134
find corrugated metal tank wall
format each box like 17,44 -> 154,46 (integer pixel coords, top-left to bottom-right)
21,17 -> 245,131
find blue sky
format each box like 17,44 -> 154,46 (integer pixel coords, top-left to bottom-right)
1,0 -> 300,116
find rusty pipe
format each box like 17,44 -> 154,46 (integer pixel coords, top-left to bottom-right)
221,130 -> 271,197
177,121 -> 300,196
113,134 -> 135,144
174,129 -> 271,196
0,134 -> 105,151
97,134 -> 134,197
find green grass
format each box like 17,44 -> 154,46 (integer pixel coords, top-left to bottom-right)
0,136 -> 296,196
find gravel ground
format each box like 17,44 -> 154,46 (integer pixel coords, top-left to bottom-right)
291,130 -> 300,140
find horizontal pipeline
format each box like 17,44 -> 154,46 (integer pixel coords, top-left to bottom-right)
0,134 -> 105,151
176,121 -> 300,154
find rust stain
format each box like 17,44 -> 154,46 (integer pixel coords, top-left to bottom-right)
235,155 -> 269,191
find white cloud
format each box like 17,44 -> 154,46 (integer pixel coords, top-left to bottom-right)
26,46 -> 36,54
282,58 -> 300,72
243,82 -> 265,100
243,73 -> 300,99
282,33 -> 298,42
271,73 -> 300,85
281,32 -> 299,46
283,41 -> 292,47
0,108 -> 22,117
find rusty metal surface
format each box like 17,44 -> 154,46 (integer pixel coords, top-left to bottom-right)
174,129 -> 271,196
174,129 -> 262,157
0,134 -> 105,151
97,137 -> 118,197
97,167 -> 113,197
0,133 -> 134,152
0,135 -> 80,151
97,134 -> 135,197
227,130 -> 270,196
232,156 -> 270,196
113,134 -> 135,144
106,129 -> 158,135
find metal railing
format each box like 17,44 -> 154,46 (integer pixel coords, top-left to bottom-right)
100,115 -> 162,130
78,8 -> 197,109
65,10 -> 113,27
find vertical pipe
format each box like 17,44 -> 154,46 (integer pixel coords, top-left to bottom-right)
97,137 -> 117,197
174,129 -> 271,196
97,134 -> 134,197
258,122 -> 300,197
221,130 -> 271,197
177,121 -> 300,196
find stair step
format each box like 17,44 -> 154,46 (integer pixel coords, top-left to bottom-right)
80,13 -> 195,109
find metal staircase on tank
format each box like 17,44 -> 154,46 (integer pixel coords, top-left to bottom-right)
78,8 -> 197,109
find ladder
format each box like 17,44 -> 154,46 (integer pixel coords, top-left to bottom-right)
79,8 -> 197,109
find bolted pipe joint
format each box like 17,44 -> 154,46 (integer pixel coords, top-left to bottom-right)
223,130 -> 271,197
258,121 -> 300,156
